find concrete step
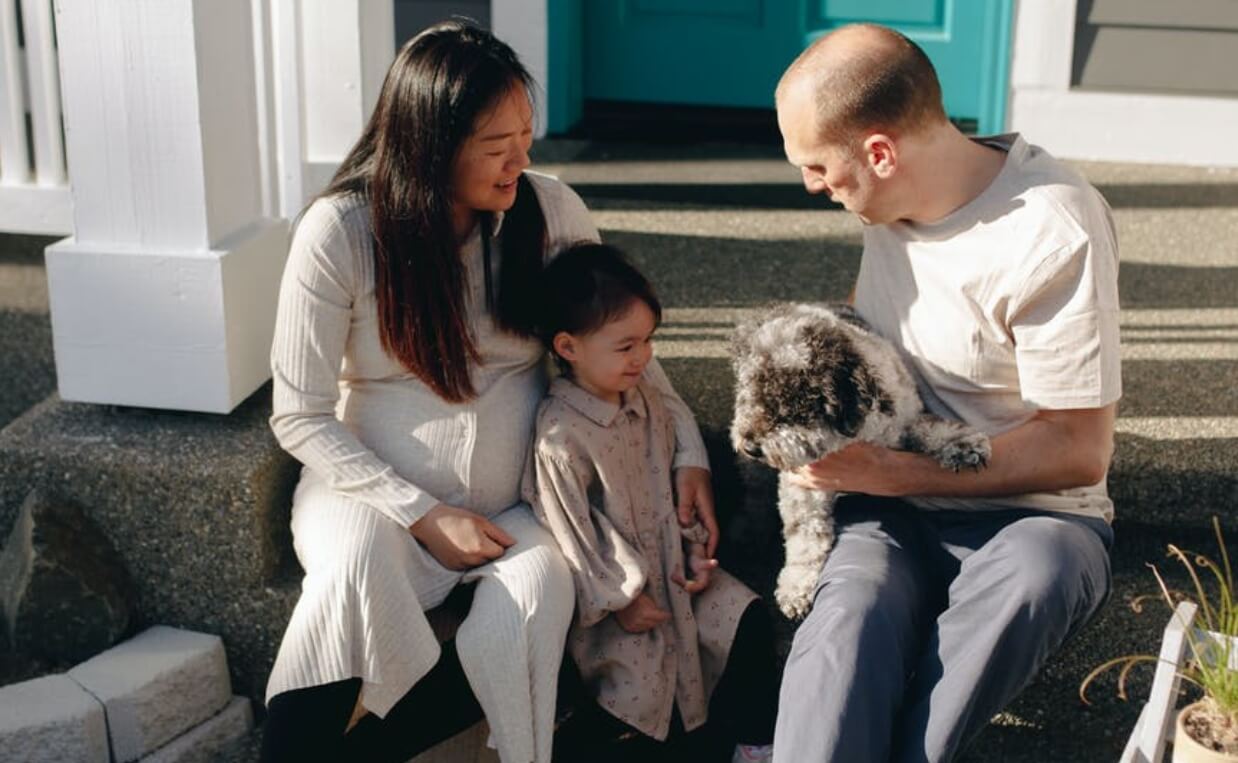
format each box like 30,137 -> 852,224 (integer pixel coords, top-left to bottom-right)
0,391 -> 303,700
139,696 -> 253,763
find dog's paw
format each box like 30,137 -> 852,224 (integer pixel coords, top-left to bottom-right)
775,574 -> 815,620
934,431 -> 991,472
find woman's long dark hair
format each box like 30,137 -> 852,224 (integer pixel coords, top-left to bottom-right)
320,21 -> 546,403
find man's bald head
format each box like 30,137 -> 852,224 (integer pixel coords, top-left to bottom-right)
777,24 -> 948,144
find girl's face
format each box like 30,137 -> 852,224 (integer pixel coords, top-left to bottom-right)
449,85 -> 534,236
554,300 -> 657,405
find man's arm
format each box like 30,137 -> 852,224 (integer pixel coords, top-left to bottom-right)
791,403 -> 1116,498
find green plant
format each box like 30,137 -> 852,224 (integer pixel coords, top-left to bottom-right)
1080,517 -> 1238,729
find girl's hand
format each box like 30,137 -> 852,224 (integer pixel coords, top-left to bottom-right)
673,542 -> 719,594
675,466 -> 719,557
615,593 -> 672,633
410,504 -> 515,571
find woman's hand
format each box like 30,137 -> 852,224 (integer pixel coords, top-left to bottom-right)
675,466 -> 719,557
410,504 -> 515,571
615,593 -> 672,633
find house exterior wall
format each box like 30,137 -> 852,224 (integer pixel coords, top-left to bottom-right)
1009,0 -> 1238,166
1072,0 -> 1238,97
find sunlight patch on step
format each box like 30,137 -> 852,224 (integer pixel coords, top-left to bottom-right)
1116,417 -> 1238,440
0,263 -> 49,313
595,210 -> 859,240
988,711 -> 1044,730
654,307 -> 1238,360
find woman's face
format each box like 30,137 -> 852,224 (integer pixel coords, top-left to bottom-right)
449,85 -> 534,233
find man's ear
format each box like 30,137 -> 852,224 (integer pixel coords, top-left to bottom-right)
864,133 -> 897,178
552,332 -> 577,363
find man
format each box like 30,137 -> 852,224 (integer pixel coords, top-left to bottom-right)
771,23 -> 1120,763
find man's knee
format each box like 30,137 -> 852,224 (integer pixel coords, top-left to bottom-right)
976,516 -> 1110,621
788,570 -> 927,674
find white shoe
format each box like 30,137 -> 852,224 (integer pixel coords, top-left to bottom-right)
732,743 -> 774,763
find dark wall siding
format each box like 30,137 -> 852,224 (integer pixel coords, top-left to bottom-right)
395,0 -> 490,44
1073,0 -> 1238,97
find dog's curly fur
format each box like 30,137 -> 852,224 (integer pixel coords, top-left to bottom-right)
730,303 -> 992,619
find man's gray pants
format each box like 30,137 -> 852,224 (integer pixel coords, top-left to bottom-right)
772,496 -> 1113,763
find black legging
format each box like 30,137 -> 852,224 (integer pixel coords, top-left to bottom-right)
260,639 -> 483,763
554,600 -> 781,762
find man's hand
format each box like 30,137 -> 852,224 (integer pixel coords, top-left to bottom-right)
788,405 -> 1117,499
789,441 -> 904,495
615,593 -> 672,633
675,466 -> 719,557
410,504 -> 515,571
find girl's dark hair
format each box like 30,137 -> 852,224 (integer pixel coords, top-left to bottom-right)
319,20 -> 546,403
538,243 -> 662,372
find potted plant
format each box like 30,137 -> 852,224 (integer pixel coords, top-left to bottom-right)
1081,518 -> 1238,762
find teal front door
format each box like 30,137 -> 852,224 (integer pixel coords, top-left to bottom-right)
579,0 -> 1013,134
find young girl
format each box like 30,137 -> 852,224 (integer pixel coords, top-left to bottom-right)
523,244 -> 778,762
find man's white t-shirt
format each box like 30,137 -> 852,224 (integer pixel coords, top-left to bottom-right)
854,133 -> 1121,522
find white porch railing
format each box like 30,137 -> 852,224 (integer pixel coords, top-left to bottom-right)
35,0 -> 394,413
0,0 -> 393,238
0,0 -> 71,235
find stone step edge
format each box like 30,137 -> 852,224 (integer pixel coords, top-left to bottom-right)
0,674 -> 109,763
67,625 -> 233,762
140,696 -> 252,763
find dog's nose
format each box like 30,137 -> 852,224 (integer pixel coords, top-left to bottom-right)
741,442 -> 763,460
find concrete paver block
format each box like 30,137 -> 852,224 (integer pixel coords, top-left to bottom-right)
140,696 -> 253,763
68,625 -> 231,762
0,674 -> 109,763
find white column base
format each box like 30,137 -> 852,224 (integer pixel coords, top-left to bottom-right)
45,219 -> 290,413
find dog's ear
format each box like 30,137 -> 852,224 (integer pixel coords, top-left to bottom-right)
803,321 -> 881,438
826,367 -> 865,437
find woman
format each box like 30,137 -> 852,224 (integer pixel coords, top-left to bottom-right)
261,22 -> 714,763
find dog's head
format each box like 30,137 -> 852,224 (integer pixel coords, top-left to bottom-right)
730,303 -> 889,470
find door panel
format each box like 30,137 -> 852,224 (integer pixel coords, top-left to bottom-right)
584,1 -> 799,109
583,0 -> 1012,132
818,0 -> 941,26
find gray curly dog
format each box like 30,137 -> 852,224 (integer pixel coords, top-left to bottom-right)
730,303 -> 992,620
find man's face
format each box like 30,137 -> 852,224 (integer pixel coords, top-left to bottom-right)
777,87 -> 886,224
